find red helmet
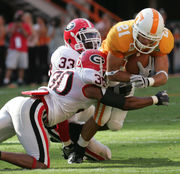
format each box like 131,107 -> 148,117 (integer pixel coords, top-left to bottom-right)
64,18 -> 101,53
76,49 -> 106,74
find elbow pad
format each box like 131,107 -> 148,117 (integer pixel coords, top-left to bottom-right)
100,87 -> 125,109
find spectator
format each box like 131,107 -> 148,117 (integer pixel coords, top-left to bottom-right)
22,12 -> 38,85
0,15 -> 7,86
34,16 -> 50,84
95,14 -> 114,40
3,10 -> 31,86
159,8 -> 175,74
48,16 -> 64,63
66,0 -> 90,20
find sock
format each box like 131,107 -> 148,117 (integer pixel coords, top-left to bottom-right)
56,120 -> 71,146
77,135 -> 89,147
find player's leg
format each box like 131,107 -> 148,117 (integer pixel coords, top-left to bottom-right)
106,85 -> 135,131
3,49 -> 18,85
0,97 -> 49,169
18,52 -> 28,85
107,108 -> 128,131
85,137 -> 111,161
75,105 -> 95,122
0,101 -> 15,142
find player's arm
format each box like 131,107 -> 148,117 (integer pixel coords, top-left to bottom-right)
130,54 -> 169,88
152,55 -> 169,86
84,84 -> 169,110
106,52 -> 131,82
131,28 -> 174,88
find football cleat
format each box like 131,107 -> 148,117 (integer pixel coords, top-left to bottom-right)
62,143 -> 75,159
68,143 -> 85,164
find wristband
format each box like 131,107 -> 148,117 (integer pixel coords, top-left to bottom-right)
156,70 -> 168,80
105,70 -> 120,76
151,96 -> 158,104
148,77 -> 155,86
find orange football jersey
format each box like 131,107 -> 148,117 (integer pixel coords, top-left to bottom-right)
100,19 -> 174,58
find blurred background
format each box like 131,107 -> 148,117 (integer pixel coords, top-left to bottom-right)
0,0 -> 179,87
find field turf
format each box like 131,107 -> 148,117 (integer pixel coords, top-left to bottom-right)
0,76 -> 180,174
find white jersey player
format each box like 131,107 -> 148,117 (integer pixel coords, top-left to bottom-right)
0,49 -> 109,169
48,18 -> 109,161
0,49 -> 169,168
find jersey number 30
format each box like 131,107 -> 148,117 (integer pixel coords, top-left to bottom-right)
49,70 -> 73,96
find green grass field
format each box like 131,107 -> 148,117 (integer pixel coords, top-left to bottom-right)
0,76 -> 180,174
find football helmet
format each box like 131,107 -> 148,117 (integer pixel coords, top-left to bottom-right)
64,18 -> 101,53
133,8 -> 164,54
76,49 -> 107,87
76,49 -> 106,74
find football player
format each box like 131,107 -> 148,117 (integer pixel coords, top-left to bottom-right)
67,8 -> 174,163
48,18 -> 111,161
0,49 -> 169,169
98,8 -> 174,132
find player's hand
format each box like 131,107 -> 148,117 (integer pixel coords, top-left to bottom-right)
137,56 -> 154,77
155,91 -> 169,106
130,75 -> 150,88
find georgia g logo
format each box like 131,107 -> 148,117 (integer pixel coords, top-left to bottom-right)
89,54 -> 105,65
65,22 -> 75,31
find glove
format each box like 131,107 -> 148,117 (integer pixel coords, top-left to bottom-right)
137,56 -> 154,77
113,82 -> 132,96
130,75 -> 150,88
155,91 -> 169,106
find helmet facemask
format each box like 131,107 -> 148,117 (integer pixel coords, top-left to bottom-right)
133,25 -> 162,54
74,28 -> 101,53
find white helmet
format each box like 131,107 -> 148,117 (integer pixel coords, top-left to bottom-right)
133,8 -> 164,54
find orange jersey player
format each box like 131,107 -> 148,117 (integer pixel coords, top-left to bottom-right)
100,8 -> 174,88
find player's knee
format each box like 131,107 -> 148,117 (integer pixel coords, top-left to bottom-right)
107,120 -> 124,131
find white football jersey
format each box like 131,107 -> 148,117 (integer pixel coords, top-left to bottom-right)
44,68 -> 103,127
49,46 -> 80,76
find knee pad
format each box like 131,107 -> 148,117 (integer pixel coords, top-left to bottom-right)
107,108 -> 128,131
107,119 -> 124,131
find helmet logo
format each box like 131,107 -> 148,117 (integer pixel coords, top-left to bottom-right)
65,22 -> 75,31
135,12 -> 144,24
90,54 -> 105,65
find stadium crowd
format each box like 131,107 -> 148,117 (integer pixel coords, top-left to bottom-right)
0,9 -> 114,87
0,8 -> 179,88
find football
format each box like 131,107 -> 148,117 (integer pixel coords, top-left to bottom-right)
125,53 -> 150,74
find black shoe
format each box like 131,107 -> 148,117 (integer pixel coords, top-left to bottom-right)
63,143 -> 75,159
68,152 -> 84,164
67,143 -> 85,164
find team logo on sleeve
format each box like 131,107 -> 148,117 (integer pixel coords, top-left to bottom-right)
65,22 -> 75,31
89,54 -> 105,65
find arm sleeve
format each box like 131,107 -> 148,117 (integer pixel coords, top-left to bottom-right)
100,87 -> 125,109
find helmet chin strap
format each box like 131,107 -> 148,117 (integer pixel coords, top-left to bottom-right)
133,38 -> 158,54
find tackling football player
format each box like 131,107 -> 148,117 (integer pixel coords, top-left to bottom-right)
0,49 -> 169,169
